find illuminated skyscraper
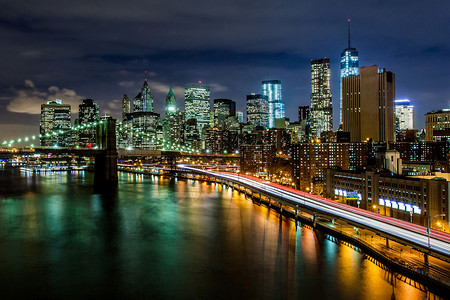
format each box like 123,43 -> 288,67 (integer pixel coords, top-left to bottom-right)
310,58 -> 332,138
298,105 -> 310,123
78,99 -> 99,147
246,93 -> 269,128
133,92 -> 142,112
185,82 -> 211,133
262,80 -> 284,128
140,80 -> 153,112
213,99 -> 236,128
342,66 -> 395,143
165,85 -> 177,114
163,86 -> 183,145
394,99 -> 414,130
340,19 -> 359,126
236,111 -> 243,123
122,94 -> 130,120
133,80 -> 154,113
40,99 -> 71,146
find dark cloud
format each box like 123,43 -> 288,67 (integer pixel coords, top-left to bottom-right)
0,0 -> 449,142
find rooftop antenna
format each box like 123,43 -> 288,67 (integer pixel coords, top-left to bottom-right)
144,70 -> 148,82
347,18 -> 351,49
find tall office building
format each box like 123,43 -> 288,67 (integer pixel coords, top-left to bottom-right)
133,92 -> 142,113
262,80 -> 285,128
122,94 -> 130,120
246,93 -> 269,128
340,19 -> 359,126
78,99 -> 100,147
40,99 -> 71,146
79,99 -> 99,124
394,99 -> 414,130
213,99 -> 236,128
425,109 -> 450,141
310,58 -> 332,138
133,80 -> 154,113
298,105 -> 310,123
165,85 -> 177,114
163,86 -> 183,145
342,65 -> 395,143
185,82 -> 211,133
140,80 -> 153,112
236,111 -> 244,123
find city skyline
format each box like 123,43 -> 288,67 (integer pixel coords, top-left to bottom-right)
0,1 -> 449,141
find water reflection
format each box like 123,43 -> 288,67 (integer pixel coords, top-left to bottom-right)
0,168 -> 439,299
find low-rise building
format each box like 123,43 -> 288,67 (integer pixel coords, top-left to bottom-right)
324,168 -> 449,231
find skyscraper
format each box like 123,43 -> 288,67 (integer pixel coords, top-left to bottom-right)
165,85 -> 177,115
185,82 -> 211,133
213,99 -> 236,128
340,19 -> 359,126
140,80 -> 153,112
310,58 -> 332,138
163,86 -> 183,145
122,94 -> 130,120
394,99 -> 414,130
133,80 -> 154,113
262,80 -> 284,128
79,99 -> 99,124
246,93 -> 269,128
133,93 -> 142,112
78,99 -> 99,147
236,111 -> 244,123
342,66 -> 395,143
298,105 -> 310,123
40,99 -> 71,146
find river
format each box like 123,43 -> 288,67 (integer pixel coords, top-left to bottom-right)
0,164 -> 434,299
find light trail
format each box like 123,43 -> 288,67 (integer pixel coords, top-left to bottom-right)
180,166 -> 450,258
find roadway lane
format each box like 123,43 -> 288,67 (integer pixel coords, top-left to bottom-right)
180,166 -> 450,258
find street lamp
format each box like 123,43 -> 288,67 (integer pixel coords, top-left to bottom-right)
427,213 -> 445,254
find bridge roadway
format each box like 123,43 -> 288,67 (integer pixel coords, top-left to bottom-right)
179,166 -> 450,260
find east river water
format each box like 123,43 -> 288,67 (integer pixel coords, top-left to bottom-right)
0,164 -> 436,299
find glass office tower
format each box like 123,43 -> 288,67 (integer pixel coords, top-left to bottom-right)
262,80 -> 284,128
340,19 -> 359,125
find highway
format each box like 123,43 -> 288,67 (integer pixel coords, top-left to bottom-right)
179,166 -> 450,258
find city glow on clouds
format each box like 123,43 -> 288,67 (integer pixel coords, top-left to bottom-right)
7,80 -> 84,114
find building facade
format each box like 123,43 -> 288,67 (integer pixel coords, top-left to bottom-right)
310,58 -> 332,138
236,111 -> 243,123
185,83 -> 211,134
40,100 -> 71,147
122,94 -> 130,120
425,109 -> 450,141
78,99 -> 99,147
395,99 -> 414,130
389,141 -> 450,162
292,142 -> 368,192
324,169 -> 449,230
340,20 -> 359,125
246,93 -> 269,128
163,86 -> 183,147
241,144 -> 276,175
298,105 -> 310,123
342,66 -> 395,143
213,99 -> 236,128
262,80 -> 284,128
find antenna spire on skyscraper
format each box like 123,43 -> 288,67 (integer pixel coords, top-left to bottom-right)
347,18 -> 351,49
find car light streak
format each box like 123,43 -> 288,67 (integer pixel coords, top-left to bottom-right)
181,166 -> 450,257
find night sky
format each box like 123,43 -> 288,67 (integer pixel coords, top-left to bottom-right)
0,0 -> 449,142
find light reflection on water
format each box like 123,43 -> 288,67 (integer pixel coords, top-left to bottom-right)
0,167 -> 438,299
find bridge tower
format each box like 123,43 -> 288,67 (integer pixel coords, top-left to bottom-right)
94,118 -> 118,185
